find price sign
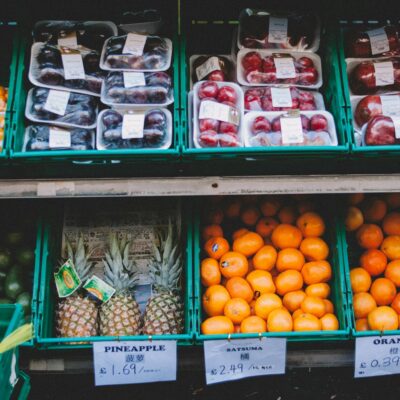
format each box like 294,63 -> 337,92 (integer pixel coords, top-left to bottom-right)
268,17 -> 288,44
391,116 -> 400,139
44,90 -> 70,116
274,57 -> 296,79
281,115 -> 304,144
123,72 -> 146,88
49,128 -> 71,149
271,87 -> 293,108
123,33 -> 147,55
93,340 -> 177,386
374,61 -> 394,86
204,338 -> 286,385
122,113 -> 146,139
196,57 -> 221,80
61,47 -> 85,80
355,336 -> 400,378
199,100 -> 240,125
367,27 -> 389,55
381,95 -> 400,116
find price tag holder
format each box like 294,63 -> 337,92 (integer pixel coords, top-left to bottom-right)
355,336 -> 400,378
122,113 -> 146,139
367,27 -> 389,55
274,57 -> 296,79
268,17 -> 288,44
374,61 -> 394,86
44,90 -> 70,116
196,57 -> 221,81
281,115 -> 304,144
271,87 -> 293,108
123,72 -> 146,88
199,100 -> 240,125
123,33 -> 147,55
93,340 -> 177,386
204,338 -> 286,385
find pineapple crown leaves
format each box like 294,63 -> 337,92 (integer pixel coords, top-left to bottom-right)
150,219 -> 183,290
102,232 -> 139,293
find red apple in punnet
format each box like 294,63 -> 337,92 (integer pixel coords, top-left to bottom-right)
219,134 -> 241,147
199,130 -> 218,147
351,62 -> 377,93
252,116 -> 271,134
198,81 -> 219,99
354,95 -> 383,127
298,90 -> 315,103
297,57 -> 314,68
261,97 -> 273,111
219,122 -> 238,135
300,102 -> 317,111
242,51 -> 263,71
310,114 -> 328,131
301,115 -> 311,131
246,68 -> 263,84
245,93 -> 262,110
217,86 -> 238,104
299,67 -> 318,85
365,115 -> 398,145
262,67 -> 277,83
271,117 -> 281,132
199,118 -> 219,133
208,70 -> 226,81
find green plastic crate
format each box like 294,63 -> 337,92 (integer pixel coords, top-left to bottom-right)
9,32 -> 181,165
180,19 -> 350,163
339,220 -> 400,337
193,206 -> 350,342
337,19 -> 400,156
0,304 -> 31,400
37,202 -> 194,349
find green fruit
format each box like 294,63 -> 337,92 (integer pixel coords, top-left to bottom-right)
0,249 -> 11,272
0,298 -> 12,304
4,272 -> 24,300
5,232 -> 24,247
16,247 -> 35,267
16,292 -> 31,315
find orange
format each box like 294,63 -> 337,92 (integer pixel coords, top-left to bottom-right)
355,318 -> 369,332
254,293 -> 282,320
225,199 -> 242,219
267,309 -> 293,332
305,283 -> 331,299
293,313 -> 322,331
219,252 -> 249,278
370,278 -> 397,306
380,235 -> 400,260
360,249 -> 387,276
292,309 -> 304,320
384,193 -> 400,209
296,212 -> 326,237
201,258 -> 221,287
233,231 -> 264,257
391,293 -> 400,314
225,277 -> 254,303
356,224 -> 384,249
224,298 -> 251,324
348,193 -> 365,205
367,306 -> 399,331
323,299 -> 335,314
232,228 -> 249,241
283,290 -> 307,313
278,206 -> 298,225
300,237 -> 329,261
204,237 -> 230,260
201,316 -> 234,335
202,224 -> 224,242
205,208 -> 224,225
271,224 -> 303,249
275,270 -> 304,296
246,270 -> 276,296
320,313 -> 339,331
260,198 -> 281,217
241,206 -> 261,226
301,260 -> 332,285
256,217 -> 279,238
382,212 -> 400,236
384,260 -> 400,287
203,285 -> 231,316
363,198 -> 387,223
301,296 -> 327,318
276,248 -> 305,272
253,245 -> 277,271
350,267 -> 372,293
353,292 -> 377,319
345,207 -> 364,232
240,316 -> 267,333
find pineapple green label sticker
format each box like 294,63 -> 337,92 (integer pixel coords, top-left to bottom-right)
54,259 -> 81,298
83,275 -> 116,303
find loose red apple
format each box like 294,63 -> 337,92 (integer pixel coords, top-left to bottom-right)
365,115 -> 398,145
199,118 -> 220,133
198,81 -> 219,99
310,114 -> 328,131
354,95 -> 383,127
242,51 -> 262,71
252,116 -> 271,134
217,86 -> 238,104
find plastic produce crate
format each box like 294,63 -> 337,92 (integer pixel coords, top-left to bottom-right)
9,31 -> 181,166
339,221 -> 400,337
180,15 -> 350,164
337,19 -> 400,157
0,304 -> 31,400
193,209 -> 350,342
37,201 -> 194,349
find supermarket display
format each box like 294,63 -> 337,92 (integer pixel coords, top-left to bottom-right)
191,55 -> 235,84
237,9 -> 320,52
345,194 -> 400,331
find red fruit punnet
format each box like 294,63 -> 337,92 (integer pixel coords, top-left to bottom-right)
198,81 -> 219,99
217,86 -> 238,104
220,122 -> 238,135
297,57 -> 314,68
199,130 -> 218,147
242,51 -> 263,71
199,118 -> 220,133
252,116 -> 271,134
271,117 -> 281,132
208,70 -> 226,81
245,93 -> 262,110
310,114 -> 328,131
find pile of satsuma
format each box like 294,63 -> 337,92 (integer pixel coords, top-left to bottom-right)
200,196 -> 339,335
346,193 -> 400,331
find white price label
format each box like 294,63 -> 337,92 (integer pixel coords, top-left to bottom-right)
123,72 -> 146,88
281,116 -> 304,144
271,87 -> 293,108
93,341 -> 177,386
61,52 -> 85,80
49,128 -> 71,149
123,33 -> 147,55
268,17 -> 288,44
367,27 -> 390,55
355,336 -> 400,378
391,116 -> 400,139
43,90 -> 70,116
204,338 -> 286,385
381,95 -> 400,116
274,57 -> 296,79
199,100 -> 240,125
196,57 -> 221,81
58,31 -> 78,48
374,61 -> 394,86
122,113 -> 146,139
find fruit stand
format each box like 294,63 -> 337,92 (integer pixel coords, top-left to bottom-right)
0,0 -> 400,398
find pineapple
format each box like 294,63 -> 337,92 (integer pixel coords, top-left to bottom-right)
99,233 -> 142,336
55,235 -> 98,338
142,221 -> 184,335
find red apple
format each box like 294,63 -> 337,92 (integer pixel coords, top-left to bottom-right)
365,115 -> 398,145
208,70 -> 226,81
219,122 -> 238,135
252,116 -> 271,134
242,51 -> 262,71
198,81 -> 219,99
354,95 -> 383,127
301,115 -> 311,131
245,93 -> 262,110
219,134 -> 241,147
217,86 -> 238,104
262,67 -> 277,83
299,67 -> 318,85
300,102 -> 317,111
310,114 -> 328,131
271,117 -> 281,132
261,97 -> 273,111
297,57 -> 314,68
351,62 -> 376,93
262,56 -> 275,71
199,118 -> 219,133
